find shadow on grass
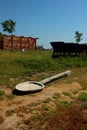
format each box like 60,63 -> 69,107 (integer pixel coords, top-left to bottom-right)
12,89 -> 42,96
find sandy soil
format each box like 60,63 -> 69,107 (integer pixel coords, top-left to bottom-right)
0,79 -> 85,130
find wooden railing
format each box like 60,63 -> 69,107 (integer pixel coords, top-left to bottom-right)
0,34 -> 39,51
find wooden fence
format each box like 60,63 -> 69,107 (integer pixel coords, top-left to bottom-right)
0,35 -> 39,51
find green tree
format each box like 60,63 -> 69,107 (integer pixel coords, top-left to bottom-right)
0,32 -> 3,40
1,19 -> 16,35
0,32 -> 3,49
74,31 -> 83,43
1,19 -> 16,50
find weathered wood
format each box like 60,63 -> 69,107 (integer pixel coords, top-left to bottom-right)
0,34 -> 39,51
40,70 -> 71,84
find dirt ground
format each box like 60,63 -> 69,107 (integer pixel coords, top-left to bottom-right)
0,69 -> 87,130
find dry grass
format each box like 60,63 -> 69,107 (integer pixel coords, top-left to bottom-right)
0,50 -> 87,129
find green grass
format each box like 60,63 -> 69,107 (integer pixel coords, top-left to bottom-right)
62,92 -> 76,99
5,109 -> 15,116
0,90 -> 5,100
0,90 -> 5,95
82,103 -> 87,109
72,90 -> 79,95
81,81 -> 87,90
78,93 -> 87,102
63,92 -> 72,97
0,50 -> 87,88
42,98 -> 51,103
52,92 -> 61,99
1,50 -> 87,129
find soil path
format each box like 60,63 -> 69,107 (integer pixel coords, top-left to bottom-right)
0,81 -> 85,130
0,81 -> 81,115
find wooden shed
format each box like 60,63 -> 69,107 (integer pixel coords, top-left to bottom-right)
0,34 -> 39,51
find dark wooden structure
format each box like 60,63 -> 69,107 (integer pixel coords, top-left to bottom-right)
50,41 -> 87,56
0,34 -> 39,51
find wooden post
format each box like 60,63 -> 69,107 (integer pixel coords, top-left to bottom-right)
28,37 -> 30,50
20,36 -> 22,50
11,35 -> 13,50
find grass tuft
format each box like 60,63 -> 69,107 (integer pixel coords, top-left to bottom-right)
78,93 -> 87,102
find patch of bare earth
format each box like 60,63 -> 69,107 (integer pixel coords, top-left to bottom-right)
0,81 -> 86,130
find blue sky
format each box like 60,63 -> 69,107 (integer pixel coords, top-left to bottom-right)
0,0 -> 87,48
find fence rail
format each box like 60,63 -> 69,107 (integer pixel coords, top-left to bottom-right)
0,35 -> 39,51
